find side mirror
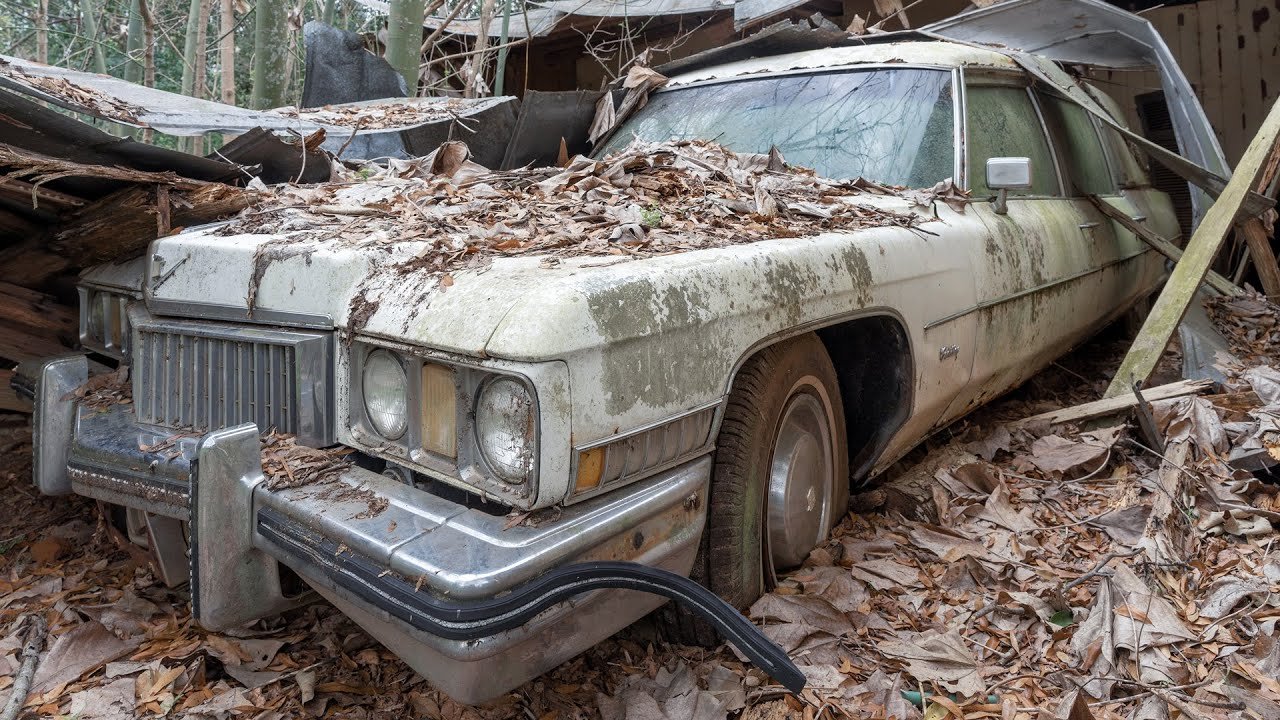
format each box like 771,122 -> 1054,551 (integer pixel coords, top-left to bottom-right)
985,157 -> 1032,214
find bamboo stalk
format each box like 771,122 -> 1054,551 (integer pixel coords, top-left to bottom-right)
219,0 -> 235,104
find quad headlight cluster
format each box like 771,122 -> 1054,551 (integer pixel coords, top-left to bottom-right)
78,287 -> 133,359
354,345 -> 538,497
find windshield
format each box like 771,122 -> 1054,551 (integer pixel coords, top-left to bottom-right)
601,68 -> 956,188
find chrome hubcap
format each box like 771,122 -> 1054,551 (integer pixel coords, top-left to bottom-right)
766,390 -> 835,572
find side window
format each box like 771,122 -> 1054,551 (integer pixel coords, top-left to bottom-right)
1036,94 -> 1117,196
965,85 -> 1059,197
1096,123 -> 1151,190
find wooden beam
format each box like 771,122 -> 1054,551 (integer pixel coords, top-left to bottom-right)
1087,195 -> 1242,297
1014,378 -> 1213,428
1236,142 -> 1280,297
0,370 -> 32,414
1104,98 -> 1280,398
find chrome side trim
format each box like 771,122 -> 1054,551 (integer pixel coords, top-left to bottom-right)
146,299 -> 333,329
69,466 -> 190,520
923,247 -> 1156,330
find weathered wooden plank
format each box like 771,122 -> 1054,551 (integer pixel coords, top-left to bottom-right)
0,370 -> 32,414
1087,195 -> 1243,296
1104,97 -> 1280,398
1221,0 -> 1245,161
0,281 -> 77,336
1015,378 -> 1213,428
1196,2 -> 1224,154
1237,0 -> 1265,160
50,182 -> 252,266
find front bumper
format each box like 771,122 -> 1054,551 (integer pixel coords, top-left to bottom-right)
26,357 -> 718,703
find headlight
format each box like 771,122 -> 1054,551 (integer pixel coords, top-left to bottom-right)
475,377 -> 535,483
362,350 -> 409,439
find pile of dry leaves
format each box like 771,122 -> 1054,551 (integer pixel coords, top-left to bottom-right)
0,61 -> 144,124
221,139 -> 949,281
273,98 -> 485,129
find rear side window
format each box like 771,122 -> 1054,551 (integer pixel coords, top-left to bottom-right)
965,85 -> 1059,197
1037,94 -> 1117,196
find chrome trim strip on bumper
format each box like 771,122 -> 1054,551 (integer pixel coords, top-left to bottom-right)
66,402 -> 197,520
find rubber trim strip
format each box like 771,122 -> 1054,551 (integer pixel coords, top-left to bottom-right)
255,507 -> 805,693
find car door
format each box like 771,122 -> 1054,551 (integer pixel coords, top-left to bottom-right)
937,72 -> 1102,424
1034,90 -> 1166,330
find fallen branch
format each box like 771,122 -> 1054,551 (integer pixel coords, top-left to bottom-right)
0,614 -> 47,720
1062,548 -> 1141,592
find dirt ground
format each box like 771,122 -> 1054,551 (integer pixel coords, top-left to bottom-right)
1,316 -> 1279,720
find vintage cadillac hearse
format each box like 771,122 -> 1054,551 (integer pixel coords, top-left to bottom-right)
20,38 -> 1181,702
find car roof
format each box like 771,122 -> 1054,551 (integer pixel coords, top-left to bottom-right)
665,40 -> 1020,87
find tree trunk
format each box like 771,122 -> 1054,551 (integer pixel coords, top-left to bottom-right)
181,0 -> 202,96
386,0 -> 426,97
79,0 -> 108,73
323,0 -> 336,25
138,0 -> 156,142
220,0 -> 236,105
36,0 -> 49,64
250,0 -> 289,108
464,0 -> 496,98
193,0 -> 210,152
123,0 -> 145,82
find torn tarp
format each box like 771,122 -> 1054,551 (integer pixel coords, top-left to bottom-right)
0,52 -> 521,163
0,55 -> 322,137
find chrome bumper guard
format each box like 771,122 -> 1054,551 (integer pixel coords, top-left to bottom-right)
28,364 -> 802,703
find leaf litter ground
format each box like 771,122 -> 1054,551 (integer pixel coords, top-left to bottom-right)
2,299 -> 1280,720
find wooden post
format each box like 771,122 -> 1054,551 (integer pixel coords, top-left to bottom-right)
1104,98 -> 1280,399
1236,143 -> 1280,297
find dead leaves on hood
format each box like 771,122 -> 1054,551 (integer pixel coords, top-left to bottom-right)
221,138 -> 928,286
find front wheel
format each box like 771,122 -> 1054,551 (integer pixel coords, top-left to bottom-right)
662,333 -> 849,645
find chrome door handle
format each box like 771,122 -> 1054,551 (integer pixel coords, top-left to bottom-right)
1078,222 -> 1100,229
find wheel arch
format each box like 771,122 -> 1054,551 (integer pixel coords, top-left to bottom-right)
721,309 -> 915,484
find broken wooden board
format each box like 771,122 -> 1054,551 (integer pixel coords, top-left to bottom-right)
1014,378 -> 1213,428
1087,195 -> 1242,297
0,370 -> 32,413
1104,98 -> 1280,398
1236,142 -> 1280,297
0,281 -> 76,364
49,182 -> 253,265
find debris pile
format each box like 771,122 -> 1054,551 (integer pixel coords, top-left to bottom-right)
62,367 -> 132,412
222,139 -> 930,280
273,98 -> 480,129
259,431 -> 353,491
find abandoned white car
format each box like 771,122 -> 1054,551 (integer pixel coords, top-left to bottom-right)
22,37 -> 1187,702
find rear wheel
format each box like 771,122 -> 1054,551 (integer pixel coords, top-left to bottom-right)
662,333 -> 848,645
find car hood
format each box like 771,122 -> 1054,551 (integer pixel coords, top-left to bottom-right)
145,192 -> 928,357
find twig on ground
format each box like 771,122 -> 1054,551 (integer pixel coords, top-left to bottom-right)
0,614 -> 47,720
1063,548 -> 1142,592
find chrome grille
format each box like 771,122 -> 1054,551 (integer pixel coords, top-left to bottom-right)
130,308 -> 334,446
